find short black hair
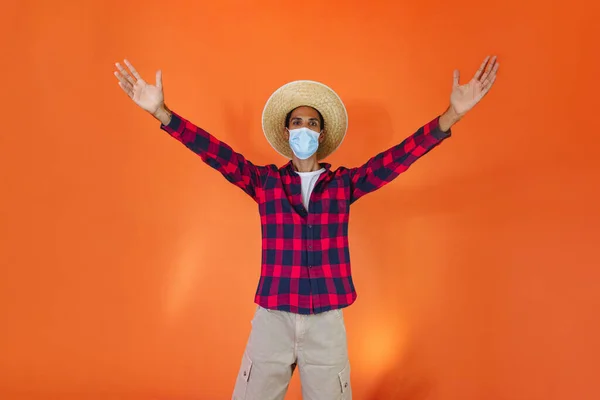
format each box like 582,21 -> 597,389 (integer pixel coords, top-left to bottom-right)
285,106 -> 325,130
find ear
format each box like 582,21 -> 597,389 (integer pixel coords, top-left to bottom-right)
318,130 -> 325,144
284,128 -> 290,140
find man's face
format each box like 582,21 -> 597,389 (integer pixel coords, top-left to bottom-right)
285,106 -> 325,145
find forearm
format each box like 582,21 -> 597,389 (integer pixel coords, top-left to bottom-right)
349,115 -> 451,202
159,110 -> 266,200
160,110 -> 232,161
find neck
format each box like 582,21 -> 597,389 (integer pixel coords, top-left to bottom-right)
292,156 -> 321,173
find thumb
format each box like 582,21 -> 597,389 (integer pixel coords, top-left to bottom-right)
453,69 -> 459,89
155,70 -> 163,89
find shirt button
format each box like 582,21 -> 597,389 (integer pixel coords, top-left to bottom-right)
308,225 -> 313,228
308,244 -> 312,249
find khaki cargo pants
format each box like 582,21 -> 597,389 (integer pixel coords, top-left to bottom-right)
232,306 -> 352,400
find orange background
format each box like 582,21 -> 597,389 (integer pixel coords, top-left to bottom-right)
1,0 -> 599,399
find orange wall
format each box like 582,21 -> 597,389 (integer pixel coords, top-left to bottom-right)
1,1 -> 599,399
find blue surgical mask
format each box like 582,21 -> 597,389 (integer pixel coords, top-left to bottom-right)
288,127 -> 321,160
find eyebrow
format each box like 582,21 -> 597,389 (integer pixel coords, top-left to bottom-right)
292,117 -> 320,122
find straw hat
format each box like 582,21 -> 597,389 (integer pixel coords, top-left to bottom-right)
262,80 -> 348,160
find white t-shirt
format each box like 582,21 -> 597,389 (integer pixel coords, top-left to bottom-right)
296,168 -> 325,210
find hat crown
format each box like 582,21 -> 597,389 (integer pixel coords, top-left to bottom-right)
262,80 -> 348,160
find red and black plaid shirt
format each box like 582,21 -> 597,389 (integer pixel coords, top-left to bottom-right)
161,111 -> 451,314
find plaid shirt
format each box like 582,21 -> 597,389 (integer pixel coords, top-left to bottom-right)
161,111 -> 451,314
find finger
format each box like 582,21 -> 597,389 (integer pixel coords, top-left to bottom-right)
115,62 -> 135,85
118,81 -> 132,96
453,69 -> 460,89
113,71 -> 130,88
155,70 -> 162,89
124,59 -> 142,81
474,55 -> 491,81
481,62 -> 499,88
479,55 -> 497,83
478,74 -> 497,100
114,71 -> 134,91
115,62 -> 136,85
118,82 -> 134,98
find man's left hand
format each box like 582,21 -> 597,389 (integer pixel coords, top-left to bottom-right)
451,55 -> 499,116
439,55 -> 499,131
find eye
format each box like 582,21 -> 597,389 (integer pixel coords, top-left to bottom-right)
310,121 -> 318,127
293,120 -> 301,125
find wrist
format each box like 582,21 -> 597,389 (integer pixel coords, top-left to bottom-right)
439,106 -> 462,132
153,105 -> 172,126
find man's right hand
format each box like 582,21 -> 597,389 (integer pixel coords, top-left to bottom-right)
114,59 -> 171,125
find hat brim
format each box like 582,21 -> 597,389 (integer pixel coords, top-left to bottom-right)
262,80 -> 348,160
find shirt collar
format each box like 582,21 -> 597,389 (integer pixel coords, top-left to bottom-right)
283,160 -> 332,173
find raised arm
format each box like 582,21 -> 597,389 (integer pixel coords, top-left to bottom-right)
349,55 -> 499,203
113,59 -> 268,202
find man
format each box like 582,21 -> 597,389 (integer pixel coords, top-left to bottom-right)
114,56 -> 499,400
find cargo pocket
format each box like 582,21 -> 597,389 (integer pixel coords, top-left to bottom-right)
232,352 -> 253,400
338,361 -> 351,399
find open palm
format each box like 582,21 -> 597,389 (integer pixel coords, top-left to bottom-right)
114,59 -> 164,114
451,56 -> 499,116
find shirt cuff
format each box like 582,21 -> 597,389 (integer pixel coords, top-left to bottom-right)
160,111 -> 184,137
430,115 -> 452,141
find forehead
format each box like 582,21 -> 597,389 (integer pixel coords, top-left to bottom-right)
290,106 -> 320,119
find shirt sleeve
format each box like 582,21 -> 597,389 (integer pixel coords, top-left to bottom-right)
161,111 -> 269,202
348,116 -> 451,204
